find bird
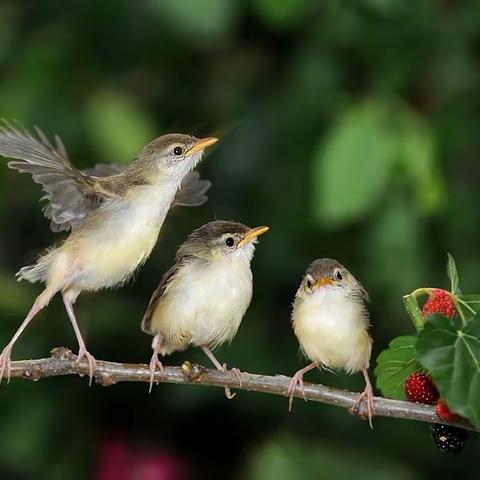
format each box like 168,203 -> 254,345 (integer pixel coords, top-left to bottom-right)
0,121 -> 217,383
141,220 -> 269,397
288,258 -> 374,426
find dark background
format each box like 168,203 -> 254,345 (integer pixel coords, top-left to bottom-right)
0,1 -> 479,478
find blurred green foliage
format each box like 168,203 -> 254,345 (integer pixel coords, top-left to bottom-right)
0,0 -> 480,478
85,90 -> 156,164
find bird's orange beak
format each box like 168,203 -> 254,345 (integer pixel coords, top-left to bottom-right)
185,137 -> 218,157
314,277 -> 334,289
237,226 -> 269,248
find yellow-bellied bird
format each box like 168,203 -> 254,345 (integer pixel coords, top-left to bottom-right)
142,220 -> 268,398
0,121 -> 217,382
289,258 -> 374,426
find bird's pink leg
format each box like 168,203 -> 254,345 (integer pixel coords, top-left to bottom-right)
288,362 -> 317,412
351,368 -> 375,428
201,345 -> 239,400
148,333 -> 164,393
62,289 -> 96,386
0,288 -> 53,383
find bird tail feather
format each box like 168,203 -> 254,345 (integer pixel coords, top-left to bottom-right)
16,250 -> 55,284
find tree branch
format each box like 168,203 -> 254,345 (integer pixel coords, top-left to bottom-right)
7,347 -> 476,431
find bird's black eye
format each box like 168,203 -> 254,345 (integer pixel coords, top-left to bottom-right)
225,237 -> 235,247
173,146 -> 184,156
334,269 -> 343,281
306,277 -> 313,290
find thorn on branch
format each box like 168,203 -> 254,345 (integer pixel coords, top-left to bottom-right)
50,346 -> 74,360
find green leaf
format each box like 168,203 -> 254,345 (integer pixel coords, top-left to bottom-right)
397,108 -> 444,213
456,294 -> 480,320
312,100 -> 397,226
375,335 -> 421,400
312,100 -> 445,227
447,253 -> 459,294
416,314 -> 480,428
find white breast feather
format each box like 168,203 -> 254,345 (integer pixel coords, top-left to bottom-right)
150,251 -> 254,355
292,287 -> 371,373
50,184 -> 177,291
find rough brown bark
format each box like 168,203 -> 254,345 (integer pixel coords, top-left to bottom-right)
6,347 -> 475,431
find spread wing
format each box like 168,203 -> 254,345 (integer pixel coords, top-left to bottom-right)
0,121 -> 124,232
82,163 -> 127,177
0,121 -> 211,233
174,171 -> 211,207
84,164 -> 211,207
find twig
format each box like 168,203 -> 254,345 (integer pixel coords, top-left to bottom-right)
6,347 -> 476,432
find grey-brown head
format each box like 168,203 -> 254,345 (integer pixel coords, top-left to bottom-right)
177,220 -> 269,262
298,258 -> 369,302
130,133 -> 218,183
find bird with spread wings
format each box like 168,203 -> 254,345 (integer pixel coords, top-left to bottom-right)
0,121 -> 214,382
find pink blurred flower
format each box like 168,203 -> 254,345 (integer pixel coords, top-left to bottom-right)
96,435 -> 188,480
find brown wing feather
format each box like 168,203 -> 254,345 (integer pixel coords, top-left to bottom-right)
174,171 -> 211,207
83,164 -> 211,207
82,163 -> 127,177
141,265 -> 179,334
141,256 -> 195,334
0,121 -> 124,232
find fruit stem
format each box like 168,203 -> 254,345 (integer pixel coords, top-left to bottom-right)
403,293 -> 425,333
410,287 -> 433,299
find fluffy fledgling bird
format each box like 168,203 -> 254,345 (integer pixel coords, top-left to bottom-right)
289,258 -> 374,425
0,121 -> 217,382
142,220 -> 269,397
